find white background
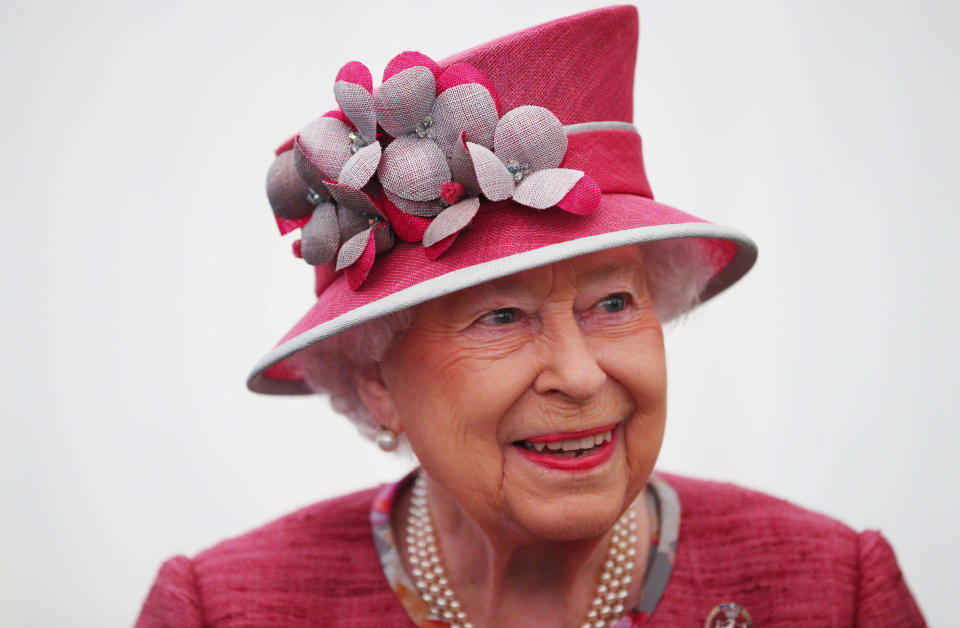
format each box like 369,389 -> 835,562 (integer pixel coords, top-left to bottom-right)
1,1 -> 956,625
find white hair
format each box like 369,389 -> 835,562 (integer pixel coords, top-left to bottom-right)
297,237 -> 721,445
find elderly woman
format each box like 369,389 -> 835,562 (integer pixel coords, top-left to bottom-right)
136,6 -> 925,627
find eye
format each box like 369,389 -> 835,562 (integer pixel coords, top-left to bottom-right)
598,293 -> 628,313
480,308 -> 520,325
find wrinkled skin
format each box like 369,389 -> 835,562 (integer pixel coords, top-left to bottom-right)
355,246 -> 667,626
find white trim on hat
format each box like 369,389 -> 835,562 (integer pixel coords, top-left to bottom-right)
247,221 -> 757,395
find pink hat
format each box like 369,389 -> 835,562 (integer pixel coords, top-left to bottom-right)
249,5 -> 757,394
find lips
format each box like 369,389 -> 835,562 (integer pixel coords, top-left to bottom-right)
511,424 -> 618,471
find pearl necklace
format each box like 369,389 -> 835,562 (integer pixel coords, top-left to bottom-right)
405,473 -> 640,628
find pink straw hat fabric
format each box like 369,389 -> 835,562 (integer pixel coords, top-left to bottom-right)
249,5 -> 757,395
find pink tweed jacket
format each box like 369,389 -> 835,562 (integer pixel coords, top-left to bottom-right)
135,473 -> 926,627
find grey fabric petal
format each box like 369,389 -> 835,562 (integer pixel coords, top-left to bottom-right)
373,222 -> 395,253
430,83 -> 498,156
337,141 -> 381,189
298,116 -> 353,182
292,140 -> 331,197
300,201 -> 341,265
337,206 -> 371,241
377,135 -> 450,202
422,197 -> 480,247
466,141 -> 514,201
512,168 -> 584,210
324,181 -> 383,217
373,66 -> 436,137
383,189 -> 444,218
266,151 -> 315,220
494,105 -> 568,171
336,225 -> 373,271
333,81 -> 376,143
449,133 -> 480,195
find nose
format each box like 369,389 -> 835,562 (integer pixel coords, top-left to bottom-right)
532,312 -> 607,401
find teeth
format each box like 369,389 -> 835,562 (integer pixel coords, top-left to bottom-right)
523,429 -> 614,454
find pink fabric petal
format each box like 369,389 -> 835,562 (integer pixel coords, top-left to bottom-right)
377,134 -> 450,202
335,60 -> 373,93
424,231 -> 459,260
494,105 -> 568,171
334,81 -> 376,143
297,116 -> 353,184
337,141 -> 381,189
382,188 -> 444,218
382,51 -> 442,85
300,201 -> 340,265
556,174 -> 601,215
449,131 -> 480,195
436,62 -> 501,115
274,135 -> 296,156
322,108 -> 352,127
373,66 -> 437,137
380,193 -> 431,241
422,197 -> 480,247
266,150 -> 315,220
274,213 -> 310,236
323,181 -> 383,217
341,223 -> 387,290
466,141 -> 514,201
512,168 -> 584,210
430,83 -> 499,157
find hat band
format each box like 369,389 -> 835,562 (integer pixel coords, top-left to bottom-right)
562,122 -> 653,199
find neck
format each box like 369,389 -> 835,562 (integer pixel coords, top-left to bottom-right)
395,472 -> 651,628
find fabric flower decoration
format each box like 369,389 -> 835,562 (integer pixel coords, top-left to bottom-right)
282,60 -> 398,287
465,105 -> 601,215
264,50 -> 602,291
373,52 -> 501,257
295,60 -> 380,192
266,137 -> 393,290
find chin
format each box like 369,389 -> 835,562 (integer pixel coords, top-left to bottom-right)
506,487 -> 633,542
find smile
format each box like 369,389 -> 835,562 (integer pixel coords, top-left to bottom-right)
511,424 -> 618,471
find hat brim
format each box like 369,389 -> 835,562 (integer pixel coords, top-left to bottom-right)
247,193 -> 757,394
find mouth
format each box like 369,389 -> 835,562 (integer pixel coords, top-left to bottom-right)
511,424 -> 617,471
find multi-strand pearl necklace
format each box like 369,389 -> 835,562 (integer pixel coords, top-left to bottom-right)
405,473 -> 640,628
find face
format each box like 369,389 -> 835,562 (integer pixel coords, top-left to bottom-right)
360,246 -> 667,542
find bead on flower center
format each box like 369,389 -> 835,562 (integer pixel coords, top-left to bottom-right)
306,190 -> 324,205
505,159 -> 531,183
414,114 -> 434,139
347,131 -> 368,154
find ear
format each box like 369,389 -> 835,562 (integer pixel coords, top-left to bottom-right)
353,366 -> 403,435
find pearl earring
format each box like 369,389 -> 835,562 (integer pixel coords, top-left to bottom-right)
376,425 -> 399,452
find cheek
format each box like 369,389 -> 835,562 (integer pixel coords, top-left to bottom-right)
598,326 -> 667,409
390,343 -> 540,511
599,329 -> 667,475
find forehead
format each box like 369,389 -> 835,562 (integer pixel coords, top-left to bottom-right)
435,246 -> 647,306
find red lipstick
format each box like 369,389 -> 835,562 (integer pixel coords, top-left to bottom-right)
514,427 -> 617,471
524,423 -> 618,443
